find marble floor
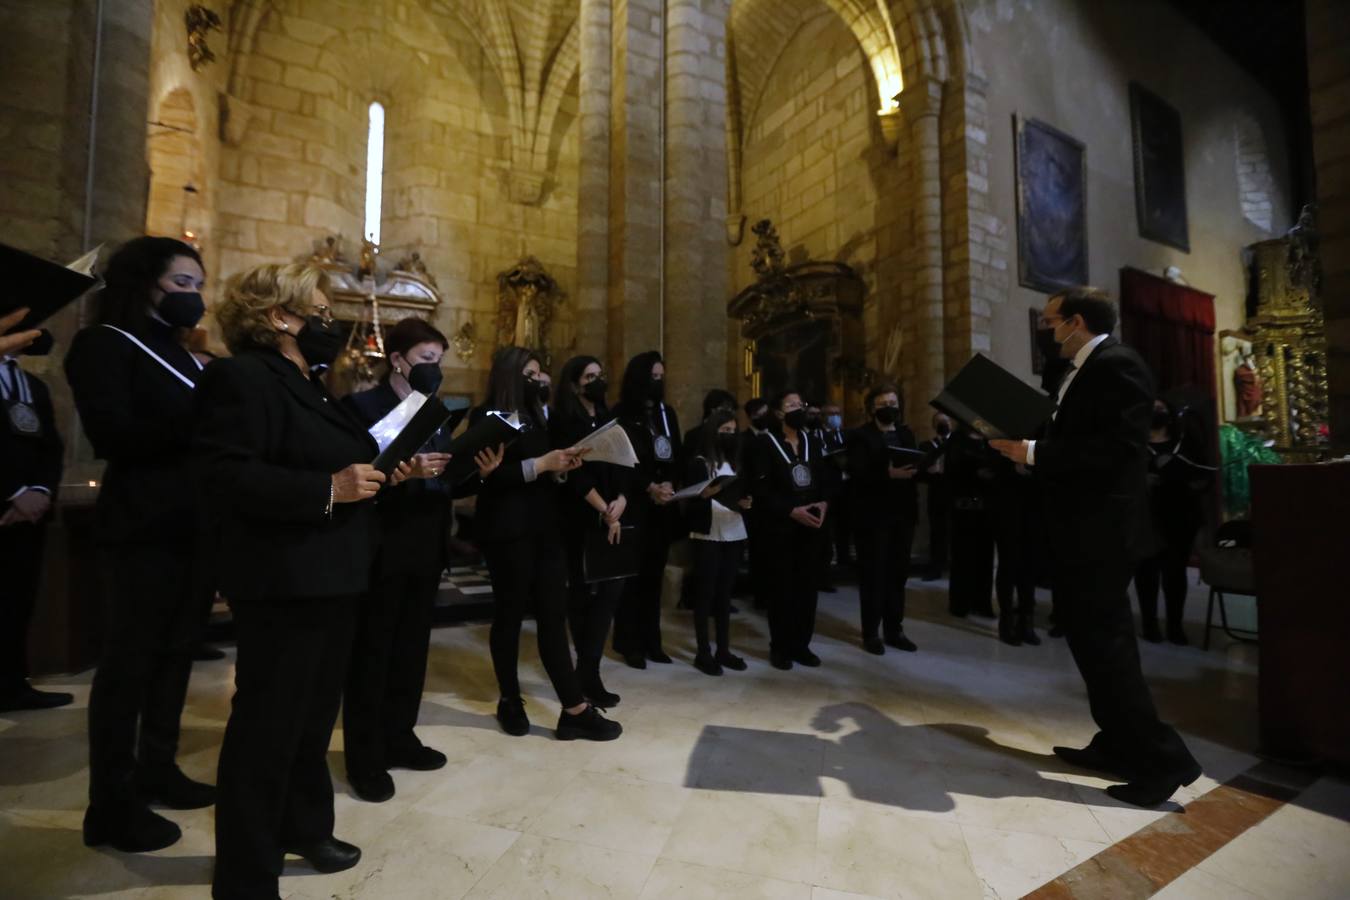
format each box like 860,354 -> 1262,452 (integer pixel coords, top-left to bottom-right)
2,576 -> 1347,900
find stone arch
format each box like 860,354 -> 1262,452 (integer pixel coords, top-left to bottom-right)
146,87 -> 205,241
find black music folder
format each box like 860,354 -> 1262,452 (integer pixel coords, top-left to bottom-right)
1,243 -> 101,330
582,525 -> 640,583
886,446 -> 930,467
372,402 -> 461,475
443,411 -> 524,481
931,353 -> 1056,440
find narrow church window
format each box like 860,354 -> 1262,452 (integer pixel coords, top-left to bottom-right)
364,101 -> 385,245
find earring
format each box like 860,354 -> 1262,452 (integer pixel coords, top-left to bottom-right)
279,323 -> 288,331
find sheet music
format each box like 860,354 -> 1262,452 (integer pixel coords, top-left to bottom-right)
66,245 -> 103,276
368,391 -> 427,452
670,476 -> 716,501
572,419 -> 638,467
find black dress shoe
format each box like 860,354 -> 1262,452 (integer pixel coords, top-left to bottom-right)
135,766 -> 217,809
793,650 -> 822,667
770,653 -> 793,671
388,745 -> 448,771
0,683 -> 74,712
885,633 -> 917,652
693,652 -> 723,676
623,653 -> 647,670
83,803 -> 182,852
193,644 -> 227,661
1020,623 -> 1042,646
1105,762 -> 1202,808
1052,744 -> 1135,780
348,771 -> 395,803
1048,624 -> 1066,638
647,649 -> 673,664
921,571 -> 942,582
1142,620 -> 1163,643
1167,624 -> 1190,646
496,697 -> 530,736
715,649 -> 747,671
556,705 -> 622,741
863,637 -> 885,656
285,837 -> 362,873
998,618 -> 1022,646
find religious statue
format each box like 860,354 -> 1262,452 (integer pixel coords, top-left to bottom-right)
452,320 -> 478,362
750,219 -> 786,279
310,235 -> 343,265
496,256 -> 560,361
1220,333 -> 1262,421
358,236 -> 379,279
1285,203 -> 1320,295
185,5 -> 222,72
394,250 -> 437,287
514,283 -> 541,350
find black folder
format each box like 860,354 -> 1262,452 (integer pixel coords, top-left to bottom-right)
1,243 -> 101,330
372,401 -> 462,475
931,353 -> 1056,440
886,446 -> 929,467
707,475 -> 749,507
442,412 -> 524,481
582,526 -> 640,583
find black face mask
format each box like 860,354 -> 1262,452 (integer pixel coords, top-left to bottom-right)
874,406 -> 900,426
538,382 -> 552,404
294,316 -> 345,368
935,422 -> 951,437
406,361 -> 443,395
1151,410 -> 1171,430
648,377 -> 665,403
752,413 -> 774,432
582,377 -> 608,404
522,374 -> 549,406
784,408 -> 808,431
157,291 -> 206,329
716,433 -> 739,459
1035,327 -> 1060,361
20,329 -> 54,357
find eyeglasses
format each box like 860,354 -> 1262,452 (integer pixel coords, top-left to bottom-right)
313,304 -> 334,324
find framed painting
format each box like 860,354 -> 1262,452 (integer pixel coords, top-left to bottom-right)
1014,115 -> 1088,294
1130,82 -> 1189,252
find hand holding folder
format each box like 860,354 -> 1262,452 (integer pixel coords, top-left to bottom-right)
931,353 -> 1056,440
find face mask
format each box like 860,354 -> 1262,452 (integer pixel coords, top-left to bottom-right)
157,291 -> 205,329
784,408 -> 807,431
936,422 -> 951,437
406,361 -> 443,395
538,382 -> 552,404
582,377 -> 608,404
826,415 -> 842,431
294,316 -> 345,367
648,377 -> 665,403
752,413 -> 774,432
716,433 -> 739,458
874,406 -> 900,426
522,374 -> 541,404
1151,410 -> 1171,430
20,329 -> 54,356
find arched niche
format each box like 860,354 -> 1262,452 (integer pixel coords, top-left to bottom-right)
146,87 -> 205,243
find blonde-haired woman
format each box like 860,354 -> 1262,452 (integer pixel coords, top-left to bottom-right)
196,263 -> 409,899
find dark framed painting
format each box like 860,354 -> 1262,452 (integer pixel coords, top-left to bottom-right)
1130,82 -> 1189,252
1029,307 -> 1046,375
1014,115 -> 1088,294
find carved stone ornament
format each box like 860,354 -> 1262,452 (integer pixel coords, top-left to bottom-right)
185,5 -> 222,72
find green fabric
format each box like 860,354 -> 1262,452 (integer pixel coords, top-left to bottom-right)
1219,423 -> 1281,517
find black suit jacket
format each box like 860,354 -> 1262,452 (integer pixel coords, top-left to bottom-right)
469,405 -> 561,543
1033,336 -> 1155,565
193,349 -> 380,603
0,364 -> 63,512
550,407 -> 632,532
65,321 -> 203,545
846,422 -> 919,527
746,428 -> 830,533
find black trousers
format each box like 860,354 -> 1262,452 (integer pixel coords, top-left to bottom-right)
926,483 -> 950,572
213,594 -> 357,900
88,542 -> 205,811
1134,518 -> 1200,629
994,504 -> 1037,620
614,518 -> 670,657
342,570 -> 440,778
855,518 -> 915,640
746,512 -> 773,610
948,507 -> 995,617
482,535 -> 584,708
563,528 -> 623,674
0,521 -> 45,690
766,523 -> 822,658
1057,563 -> 1198,776
690,539 -> 742,653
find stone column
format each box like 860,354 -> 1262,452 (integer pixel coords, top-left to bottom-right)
899,75 -> 945,428
576,0 -> 612,358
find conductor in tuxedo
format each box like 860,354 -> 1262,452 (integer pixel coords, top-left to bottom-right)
0,334 -> 72,712
992,287 -> 1200,808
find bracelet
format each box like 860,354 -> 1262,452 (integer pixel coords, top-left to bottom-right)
325,480 -> 335,519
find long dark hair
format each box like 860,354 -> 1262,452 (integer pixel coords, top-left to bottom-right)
98,236 -> 203,333
617,350 -> 663,420
485,345 -> 543,425
697,408 -> 739,470
555,354 -> 604,424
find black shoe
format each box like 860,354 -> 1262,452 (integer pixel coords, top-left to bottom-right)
885,633 -> 917,652
647,649 -> 673,664
693,652 -> 723,676
285,837 -> 362,874
83,803 -> 182,852
863,637 -> 885,656
496,697 -> 530,736
1142,620 -> 1163,643
770,653 -> 793,671
579,672 -> 621,707
0,683 -> 74,712
135,766 -> 217,810
388,745 -> 447,771
793,650 -> 821,668
623,653 -> 647,670
193,644 -> 226,662
1105,762 -> 1202,808
715,649 -> 747,671
556,704 -> 622,741
348,771 -> 395,803
1049,624 -> 1066,638
1167,624 -> 1190,646
998,618 -> 1022,646
1020,622 -> 1042,646
1052,744 -> 1136,780
972,607 -> 997,619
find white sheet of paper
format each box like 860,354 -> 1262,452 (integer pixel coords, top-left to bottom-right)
572,419 -> 638,467
66,245 -> 103,276
368,391 -> 427,452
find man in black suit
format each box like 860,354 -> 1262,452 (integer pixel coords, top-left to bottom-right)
992,287 -> 1200,808
0,338 -> 73,712
918,413 -> 952,580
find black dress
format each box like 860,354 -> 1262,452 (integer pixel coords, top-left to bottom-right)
193,348 -> 379,900
946,431 -> 998,618
847,422 -> 919,642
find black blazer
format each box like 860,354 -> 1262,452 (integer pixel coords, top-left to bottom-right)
846,422 -> 919,527
469,405 -> 561,543
65,321 -> 203,545
344,381 -> 459,576
615,400 -> 683,495
193,349 -> 379,603
0,363 -> 63,510
1033,336 -> 1155,564
746,428 -> 829,532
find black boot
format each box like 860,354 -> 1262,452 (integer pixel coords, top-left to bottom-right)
496,697 -> 530,736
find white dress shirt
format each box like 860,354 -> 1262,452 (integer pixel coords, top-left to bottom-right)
1025,333 -> 1109,467
690,461 -> 748,543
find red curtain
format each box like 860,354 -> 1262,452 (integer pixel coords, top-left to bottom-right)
1118,267 -> 1217,404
